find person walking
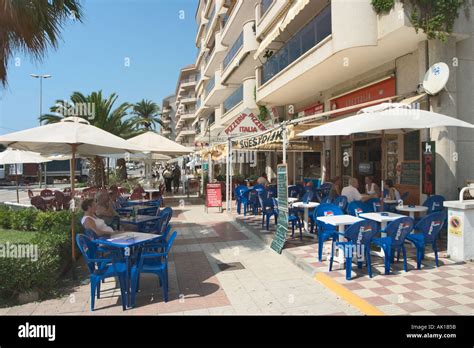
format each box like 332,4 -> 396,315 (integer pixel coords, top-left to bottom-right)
163,166 -> 173,193
172,165 -> 181,194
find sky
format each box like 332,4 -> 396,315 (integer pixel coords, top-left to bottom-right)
0,0 -> 198,135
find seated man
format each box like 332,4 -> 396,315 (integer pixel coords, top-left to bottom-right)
341,177 -> 371,203
80,198 -> 117,237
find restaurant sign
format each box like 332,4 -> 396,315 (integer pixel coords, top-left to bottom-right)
422,141 -> 436,195
235,127 -> 284,149
224,110 -> 266,136
271,164 -> 288,254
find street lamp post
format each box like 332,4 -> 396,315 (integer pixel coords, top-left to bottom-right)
31,74 -> 52,188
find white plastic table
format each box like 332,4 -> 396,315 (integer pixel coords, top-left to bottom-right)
316,215 -> 363,264
144,189 -> 161,199
292,201 -> 319,237
288,197 -> 299,204
396,205 -> 428,218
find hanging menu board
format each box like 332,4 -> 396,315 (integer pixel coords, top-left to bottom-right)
400,162 -> 420,186
271,164 -> 288,254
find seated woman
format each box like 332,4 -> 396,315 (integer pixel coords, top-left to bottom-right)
81,198 -> 116,237
384,179 -> 401,201
95,189 -> 119,226
329,176 -> 342,199
365,176 -> 380,197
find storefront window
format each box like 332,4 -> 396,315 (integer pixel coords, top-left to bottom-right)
303,152 -> 321,178
404,131 -> 420,161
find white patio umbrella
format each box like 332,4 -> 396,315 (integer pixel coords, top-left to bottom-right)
126,131 -> 193,156
0,148 -> 52,203
0,117 -> 146,264
298,103 -> 474,202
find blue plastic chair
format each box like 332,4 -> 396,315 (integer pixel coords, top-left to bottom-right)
76,234 -> 127,311
371,217 -> 414,274
288,186 -> 299,198
329,220 -> 379,280
295,184 -> 305,199
271,198 -> 302,239
347,201 -> 371,217
268,185 -> 277,198
406,212 -> 445,269
423,195 -> 445,213
130,231 -> 177,307
400,192 -> 409,202
301,190 -> 314,204
366,198 -> 382,212
320,196 -> 332,204
312,204 -> 344,261
257,191 -> 274,228
333,195 -> 348,212
234,185 -> 248,214
319,182 -> 333,198
141,207 -> 172,234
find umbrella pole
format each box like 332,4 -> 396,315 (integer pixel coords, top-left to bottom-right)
381,130 -> 385,211
70,145 -> 77,280
16,164 -> 19,203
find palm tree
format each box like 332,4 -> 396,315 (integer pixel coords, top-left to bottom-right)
41,91 -> 137,187
0,0 -> 83,86
131,99 -> 167,132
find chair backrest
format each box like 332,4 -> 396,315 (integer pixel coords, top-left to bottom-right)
333,195 -> 348,211
301,190 -> 314,204
253,184 -> 265,191
288,186 -> 299,198
347,201 -> 370,217
84,228 -> 99,240
164,231 -> 178,256
319,182 -> 332,197
31,196 -> 47,211
423,195 -> 445,213
40,189 -> 53,197
234,185 -> 247,198
344,220 -> 379,247
295,184 -> 305,198
366,198 -> 382,212
415,211 -> 445,243
159,207 -> 173,234
76,234 -> 99,274
321,196 -> 332,204
268,185 -> 277,197
315,203 -> 343,218
271,198 -> 279,214
257,189 -> 267,208
385,217 -> 414,248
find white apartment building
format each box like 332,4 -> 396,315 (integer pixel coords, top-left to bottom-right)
175,64 -> 199,147
194,0 -> 260,147
251,0 -> 474,203
160,94 -> 176,140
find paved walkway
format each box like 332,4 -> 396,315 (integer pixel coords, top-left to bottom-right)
233,207 -> 474,316
1,198 -> 360,315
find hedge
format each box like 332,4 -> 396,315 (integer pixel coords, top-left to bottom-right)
0,205 -> 82,301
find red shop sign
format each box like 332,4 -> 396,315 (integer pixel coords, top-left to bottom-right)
301,102 -> 324,117
206,183 -> 222,212
330,76 -> 396,117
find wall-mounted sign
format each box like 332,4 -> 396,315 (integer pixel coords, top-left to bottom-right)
330,77 -> 396,117
422,141 -> 436,195
224,110 -> 266,136
300,102 -> 324,117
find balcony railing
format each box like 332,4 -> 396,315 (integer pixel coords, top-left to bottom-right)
223,31 -> 244,70
205,76 -> 216,96
205,5 -> 216,35
223,84 -> 243,114
196,98 -> 202,109
261,0 -> 273,17
261,5 -> 332,85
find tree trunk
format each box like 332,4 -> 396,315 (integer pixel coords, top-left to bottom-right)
87,156 -> 106,188
116,158 -> 128,182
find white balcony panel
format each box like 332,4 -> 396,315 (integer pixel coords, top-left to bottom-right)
221,0 -> 258,46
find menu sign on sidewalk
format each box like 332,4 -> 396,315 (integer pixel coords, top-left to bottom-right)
205,183 -> 222,212
271,164 -> 288,254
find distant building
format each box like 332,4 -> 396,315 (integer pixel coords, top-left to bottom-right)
160,94 -> 176,140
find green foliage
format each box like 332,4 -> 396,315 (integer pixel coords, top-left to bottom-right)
372,0 -> 395,14
258,105 -> 269,122
371,0 -> 468,41
0,207 -> 81,300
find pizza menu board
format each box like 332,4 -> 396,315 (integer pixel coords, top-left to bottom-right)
206,183 -> 222,210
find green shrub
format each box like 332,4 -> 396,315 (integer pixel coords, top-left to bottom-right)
0,205 -> 12,229
371,0 -> 395,14
10,208 -> 38,231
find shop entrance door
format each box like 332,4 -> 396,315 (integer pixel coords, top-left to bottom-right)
353,138 -> 381,190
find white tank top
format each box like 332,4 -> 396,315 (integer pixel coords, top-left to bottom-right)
81,215 -> 114,234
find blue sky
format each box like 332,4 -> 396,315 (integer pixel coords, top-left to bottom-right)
0,0 -> 198,135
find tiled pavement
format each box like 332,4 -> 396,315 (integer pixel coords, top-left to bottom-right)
232,207 -> 474,315
1,197 -> 360,316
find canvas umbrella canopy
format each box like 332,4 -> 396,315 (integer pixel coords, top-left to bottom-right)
0,148 -> 52,203
126,131 -> 193,156
298,102 -> 474,203
0,117 -> 146,266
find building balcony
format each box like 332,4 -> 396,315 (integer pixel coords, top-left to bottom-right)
161,129 -> 171,135
221,20 -> 258,85
162,118 -> 171,124
176,128 -> 197,141
220,77 -> 257,126
255,0 -> 288,40
256,0 -> 426,105
221,0 -> 257,45
203,31 -> 227,78
203,70 -> 237,107
181,96 -> 197,104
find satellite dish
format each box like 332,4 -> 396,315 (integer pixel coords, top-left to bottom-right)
422,62 -> 449,95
